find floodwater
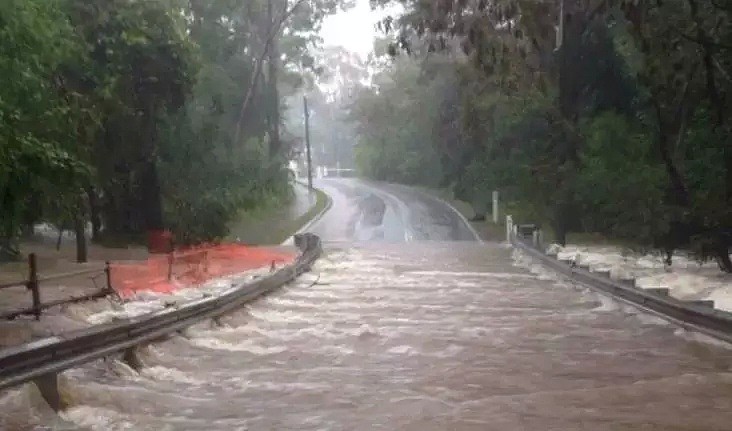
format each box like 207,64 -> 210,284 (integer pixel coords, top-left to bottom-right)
1,179 -> 732,430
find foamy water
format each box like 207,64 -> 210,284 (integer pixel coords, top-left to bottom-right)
2,242 -> 732,430
550,244 -> 732,312
81,268 -> 271,325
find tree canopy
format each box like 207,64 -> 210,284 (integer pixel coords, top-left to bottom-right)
351,0 -> 732,271
0,0 -> 347,258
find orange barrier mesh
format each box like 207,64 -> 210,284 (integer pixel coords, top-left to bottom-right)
109,244 -> 296,298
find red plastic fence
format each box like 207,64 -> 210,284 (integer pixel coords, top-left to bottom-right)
109,244 -> 296,298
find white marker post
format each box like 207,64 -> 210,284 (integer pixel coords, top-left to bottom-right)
492,190 -> 499,224
506,215 -> 513,243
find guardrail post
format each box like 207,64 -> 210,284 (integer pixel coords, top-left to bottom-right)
33,372 -> 63,411
28,253 -> 41,320
123,347 -> 144,371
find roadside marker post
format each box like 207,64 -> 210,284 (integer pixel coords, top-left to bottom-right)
492,191 -> 499,224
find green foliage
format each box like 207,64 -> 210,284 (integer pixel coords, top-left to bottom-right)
575,113 -> 668,243
351,56 -> 444,186
0,0 -> 88,255
1,0 -> 346,254
361,0 -> 732,268
65,0 -> 198,234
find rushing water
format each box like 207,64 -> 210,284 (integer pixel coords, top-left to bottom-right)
2,242 -> 732,430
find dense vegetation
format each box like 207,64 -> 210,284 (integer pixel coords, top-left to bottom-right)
351,0 -> 732,271
0,0 -> 344,259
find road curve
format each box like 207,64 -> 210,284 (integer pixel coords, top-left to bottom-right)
307,178 -> 479,243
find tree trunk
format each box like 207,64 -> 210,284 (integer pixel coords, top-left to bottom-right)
141,160 -> 164,231
553,2 -> 585,244
552,193 -> 574,247
140,98 -> 164,232
268,55 -> 281,158
21,223 -> 34,239
86,186 -> 101,241
189,0 -> 205,41
554,222 -> 567,247
56,228 -> 63,251
267,0 -> 281,158
74,199 -> 87,263
0,237 -> 20,261
714,237 -> 732,272
657,130 -> 691,207
716,248 -> 732,273
233,0 -> 306,147
21,194 -> 41,239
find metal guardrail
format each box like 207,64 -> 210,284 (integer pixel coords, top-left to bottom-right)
0,233 -> 322,392
511,236 -> 732,344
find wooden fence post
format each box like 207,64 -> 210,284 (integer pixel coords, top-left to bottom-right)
167,252 -> 174,281
105,261 -> 112,294
28,253 -> 41,320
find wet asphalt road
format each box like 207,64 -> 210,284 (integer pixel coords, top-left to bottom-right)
308,179 -> 478,243
2,179 -> 732,430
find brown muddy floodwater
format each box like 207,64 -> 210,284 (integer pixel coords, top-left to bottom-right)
2,242 -> 732,430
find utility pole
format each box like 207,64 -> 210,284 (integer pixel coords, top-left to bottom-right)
303,95 -> 313,191
331,92 -> 340,178
334,130 -> 340,178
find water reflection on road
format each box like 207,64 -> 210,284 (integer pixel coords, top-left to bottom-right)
308,179 -> 478,242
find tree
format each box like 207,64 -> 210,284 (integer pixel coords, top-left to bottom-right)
157,0 -> 350,244
0,0 -> 88,259
354,0 -> 732,270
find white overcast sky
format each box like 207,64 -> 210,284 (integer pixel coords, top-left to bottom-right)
319,0 -> 394,59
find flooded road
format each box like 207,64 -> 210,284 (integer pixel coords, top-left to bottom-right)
2,179 -> 732,430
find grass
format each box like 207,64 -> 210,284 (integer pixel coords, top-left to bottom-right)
227,185 -> 329,245
412,186 -> 506,242
266,187 -> 329,244
414,185 -> 636,247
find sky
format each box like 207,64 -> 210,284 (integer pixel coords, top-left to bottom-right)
319,0 -> 393,59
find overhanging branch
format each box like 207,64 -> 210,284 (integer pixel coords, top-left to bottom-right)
233,0 -> 307,147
